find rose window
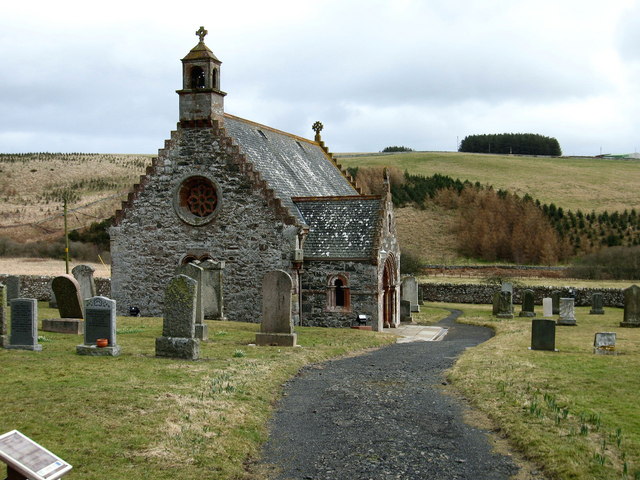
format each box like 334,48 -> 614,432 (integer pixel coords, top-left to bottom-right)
174,175 -> 220,226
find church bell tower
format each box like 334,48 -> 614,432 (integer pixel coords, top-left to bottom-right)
177,26 -> 226,127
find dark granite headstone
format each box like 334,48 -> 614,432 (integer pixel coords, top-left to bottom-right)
551,290 -> 561,315
589,292 -> 605,315
0,284 -> 6,347
7,298 -> 41,351
155,275 -> 199,359
530,319 -> 556,351
620,285 -> 640,327
519,289 -> 536,317
51,275 -> 84,319
492,291 -> 500,315
6,276 -> 20,306
256,270 -> 297,346
77,296 -> 120,356
400,299 -> 412,322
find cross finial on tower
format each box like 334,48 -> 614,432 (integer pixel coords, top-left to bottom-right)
196,26 -> 208,43
312,121 -> 324,142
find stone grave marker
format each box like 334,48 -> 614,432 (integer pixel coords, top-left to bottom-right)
418,286 -> 424,306
530,319 -> 556,351
593,332 -> 616,355
501,282 -> 513,294
48,281 -> 58,308
255,270 -> 297,346
621,285 -> 640,327
0,284 -> 6,347
551,290 -> 561,315
492,291 -> 501,315
175,262 -> 207,340
76,296 -> 120,356
200,259 -> 225,320
401,276 -> 420,313
400,300 -> 412,322
589,292 -> 605,315
155,274 -> 200,359
44,275 -> 84,334
7,299 -> 41,351
557,298 -> 577,326
519,289 -> 536,317
5,276 -> 20,306
72,264 -> 97,301
542,297 -> 553,317
496,291 -> 514,319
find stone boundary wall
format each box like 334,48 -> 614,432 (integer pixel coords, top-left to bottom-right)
0,275 -> 110,301
420,283 -> 626,308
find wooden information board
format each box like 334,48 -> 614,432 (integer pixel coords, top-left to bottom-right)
0,431 -> 72,480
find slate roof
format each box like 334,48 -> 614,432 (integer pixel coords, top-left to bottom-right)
223,114 -> 359,223
293,196 -> 384,259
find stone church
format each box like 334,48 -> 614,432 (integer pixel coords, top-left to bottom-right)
110,27 -> 400,331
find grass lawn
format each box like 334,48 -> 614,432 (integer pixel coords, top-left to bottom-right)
0,303 -> 396,480
418,275 -> 637,290
440,302 -> 640,480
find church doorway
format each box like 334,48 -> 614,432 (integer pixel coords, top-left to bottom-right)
382,255 -> 397,328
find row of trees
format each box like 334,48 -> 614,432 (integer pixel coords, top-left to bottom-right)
459,133 -> 562,156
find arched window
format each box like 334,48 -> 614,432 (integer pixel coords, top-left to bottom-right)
212,68 -> 219,89
326,275 -> 350,312
190,66 -> 206,89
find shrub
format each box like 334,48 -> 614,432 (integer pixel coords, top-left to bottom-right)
400,249 -> 423,274
568,246 -> 640,280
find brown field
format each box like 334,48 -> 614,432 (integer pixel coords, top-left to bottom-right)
0,257 -> 110,277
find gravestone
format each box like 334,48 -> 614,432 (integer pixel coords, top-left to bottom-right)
519,289 -> 536,317
496,291 -> 514,319
72,264 -> 97,301
400,300 -> 412,322
492,291 -> 501,315
76,296 -> 120,356
621,285 -> 640,327
6,299 -> 41,351
175,262 -> 207,340
530,319 -> 556,351
43,275 -> 84,334
542,297 -> 553,317
200,259 -> 225,320
589,292 -> 605,315
255,270 -> 297,346
155,275 -> 200,359
418,286 -> 424,306
48,281 -> 58,308
593,332 -> 616,355
501,282 -> 513,294
401,276 -> 420,313
551,290 -> 561,315
557,298 -> 577,326
0,284 -> 6,347
5,276 -> 20,306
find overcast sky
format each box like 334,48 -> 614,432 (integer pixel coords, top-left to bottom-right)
1,0 -> 638,156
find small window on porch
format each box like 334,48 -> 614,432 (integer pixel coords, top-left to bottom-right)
327,275 -> 350,312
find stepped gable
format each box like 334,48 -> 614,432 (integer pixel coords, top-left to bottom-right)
223,114 -> 360,223
293,195 -> 384,261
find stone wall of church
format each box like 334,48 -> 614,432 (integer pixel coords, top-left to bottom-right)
376,194 -> 402,329
301,260 -> 379,328
110,126 -> 299,322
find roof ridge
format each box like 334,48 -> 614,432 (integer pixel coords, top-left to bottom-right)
292,195 -> 383,202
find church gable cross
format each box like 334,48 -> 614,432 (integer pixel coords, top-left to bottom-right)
196,26 -> 208,43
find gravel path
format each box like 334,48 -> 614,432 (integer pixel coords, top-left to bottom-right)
260,310 -> 521,479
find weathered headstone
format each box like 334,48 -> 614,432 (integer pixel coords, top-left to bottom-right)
557,297 -> 577,326
501,282 -> 513,294
72,264 -> 97,301
255,270 -> 297,346
589,292 -> 605,315
5,276 -> 20,306
542,297 -> 553,317
496,291 -> 514,319
48,281 -> 58,308
76,296 -> 120,356
593,332 -> 616,355
401,276 -> 420,313
0,284 -> 7,347
43,275 -> 84,334
175,262 -> 207,340
621,285 -> 640,327
492,291 -> 501,315
551,290 -> 561,315
400,300 -> 412,322
200,259 -> 225,320
155,275 -> 200,359
418,286 -> 424,306
530,319 -> 556,351
519,289 -> 536,317
6,298 -> 41,351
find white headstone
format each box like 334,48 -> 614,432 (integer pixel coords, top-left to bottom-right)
542,297 -> 553,317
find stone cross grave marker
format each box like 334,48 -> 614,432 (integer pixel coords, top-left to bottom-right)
401,276 -> 420,313
175,262 -> 207,340
201,259 -> 225,320
496,291 -> 514,319
621,285 -> 640,327
530,319 -> 556,351
7,299 -> 41,351
255,270 -> 297,346
557,298 -> 577,326
542,297 -> 553,317
593,332 -> 616,355
551,290 -> 561,315
77,296 -> 120,356
0,284 -> 6,347
72,264 -> 97,302
589,292 -> 605,315
155,274 -> 200,359
6,276 -> 20,306
519,289 -> 536,317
